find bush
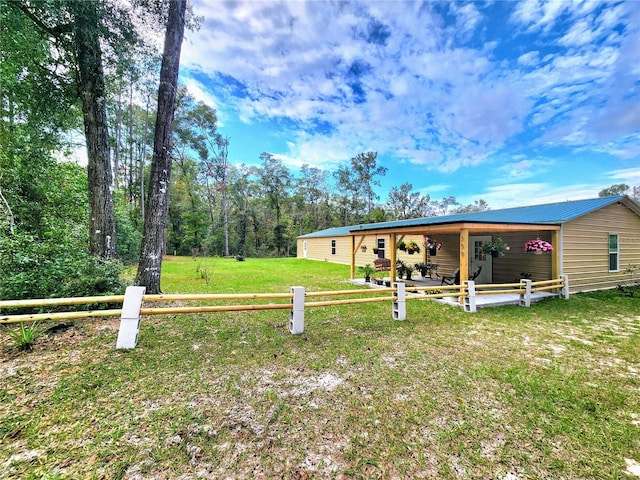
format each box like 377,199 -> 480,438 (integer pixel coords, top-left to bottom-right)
0,232 -> 127,301
115,199 -> 142,263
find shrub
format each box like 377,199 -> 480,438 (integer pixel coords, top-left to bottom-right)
0,232 -> 127,301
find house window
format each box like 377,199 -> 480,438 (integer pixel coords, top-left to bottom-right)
377,238 -> 385,258
331,239 -> 336,255
609,234 -> 619,271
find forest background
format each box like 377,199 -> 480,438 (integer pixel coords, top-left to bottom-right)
0,0 -> 636,301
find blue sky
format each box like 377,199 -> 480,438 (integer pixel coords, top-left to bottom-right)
180,0 -> 640,209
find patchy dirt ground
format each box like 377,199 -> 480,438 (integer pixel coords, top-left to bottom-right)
1,307 -> 639,479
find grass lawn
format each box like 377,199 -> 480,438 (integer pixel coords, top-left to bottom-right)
1,256 -> 639,479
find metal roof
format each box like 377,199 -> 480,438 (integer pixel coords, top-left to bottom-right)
355,196 -> 628,232
298,225 -> 356,239
298,196 -> 630,238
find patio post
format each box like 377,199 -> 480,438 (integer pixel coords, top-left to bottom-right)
390,233 -> 397,282
551,229 -> 560,282
350,235 -> 356,279
459,228 -> 469,304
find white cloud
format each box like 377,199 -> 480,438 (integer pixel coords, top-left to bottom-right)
511,0 -> 567,32
606,167 -> 640,184
180,0 -> 639,187
497,158 -> 556,181
517,51 -> 540,66
558,19 -> 599,47
474,182 -> 604,209
452,3 -> 482,39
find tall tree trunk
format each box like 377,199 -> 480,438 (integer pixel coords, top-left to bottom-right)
114,88 -> 122,189
128,79 -> 135,203
135,0 -> 187,293
141,93 -> 151,222
217,137 -> 230,257
71,1 -> 116,259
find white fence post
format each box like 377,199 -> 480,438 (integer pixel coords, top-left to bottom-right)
560,275 -> 570,299
290,286 -> 305,334
116,286 -> 146,349
393,282 -> 406,320
519,279 -> 532,307
464,281 -> 476,313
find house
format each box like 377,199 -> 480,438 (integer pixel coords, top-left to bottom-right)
297,196 -> 640,294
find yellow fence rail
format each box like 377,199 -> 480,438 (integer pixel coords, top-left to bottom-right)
0,277 -> 569,324
1,276 -> 569,347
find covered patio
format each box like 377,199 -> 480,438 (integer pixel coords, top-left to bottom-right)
299,196 -> 640,296
349,220 -> 561,290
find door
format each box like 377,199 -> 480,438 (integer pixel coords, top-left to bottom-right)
303,240 -> 308,258
469,235 -> 492,284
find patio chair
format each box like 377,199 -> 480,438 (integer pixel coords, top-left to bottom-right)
469,265 -> 482,281
441,268 -> 460,285
440,266 -> 481,285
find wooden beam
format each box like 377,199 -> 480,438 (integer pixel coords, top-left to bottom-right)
551,229 -> 560,280
390,233 -> 397,281
353,235 -> 365,256
350,235 -> 356,279
459,228 -> 469,282
459,228 -> 469,305
350,223 -> 560,237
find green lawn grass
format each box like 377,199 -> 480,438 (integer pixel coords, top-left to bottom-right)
1,257 -> 639,479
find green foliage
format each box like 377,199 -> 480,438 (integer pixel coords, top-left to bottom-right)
481,237 -> 510,256
0,155 -> 126,301
396,259 -> 415,279
115,194 -> 142,263
414,262 -> 429,277
0,232 -> 126,300
195,260 -> 214,285
357,264 -> 376,279
598,183 -> 630,198
406,240 -> 420,253
5,322 -> 41,351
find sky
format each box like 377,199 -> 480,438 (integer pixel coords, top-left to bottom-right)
179,0 -> 640,209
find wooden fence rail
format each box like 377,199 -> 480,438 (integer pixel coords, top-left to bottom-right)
1,276 -> 569,348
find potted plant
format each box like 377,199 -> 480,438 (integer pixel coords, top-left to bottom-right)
358,264 -> 376,282
396,260 -> 415,280
481,238 -> 510,257
524,238 -> 553,254
372,247 -> 379,254
414,262 -> 429,277
360,244 -> 367,252
424,236 -> 442,256
397,240 -> 407,252
396,260 -> 407,279
406,240 -> 420,255
404,263 -> 415,280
